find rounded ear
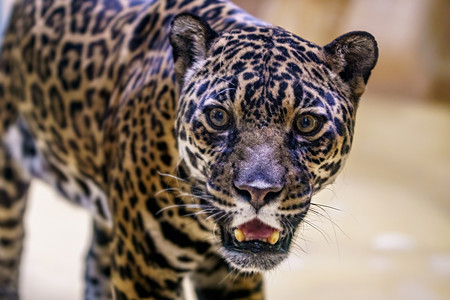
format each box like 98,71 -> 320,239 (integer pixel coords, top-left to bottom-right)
324,31 -> 378,99
169,13 -> 218,86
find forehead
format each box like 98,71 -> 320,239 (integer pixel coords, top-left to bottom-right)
209,26 -> 327,76
191,27 -> 347,119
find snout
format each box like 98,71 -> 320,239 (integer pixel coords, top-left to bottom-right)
233,148 -> 286,211
233,178 -> 284,211
205,132 -> 306,270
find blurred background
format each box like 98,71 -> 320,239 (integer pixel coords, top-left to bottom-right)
235,0 -> 450,103
1,0 -> 449,299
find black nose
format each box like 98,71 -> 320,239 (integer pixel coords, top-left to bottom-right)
234,180 -> 284,210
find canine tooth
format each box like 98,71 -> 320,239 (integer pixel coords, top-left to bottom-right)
234,229 -> 245,242
268,230 -> 280,245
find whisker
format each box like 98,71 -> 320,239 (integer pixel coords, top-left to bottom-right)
157,171 -> 186,183
309,204 -> 349,239
176,192 -> 213,200
310,202 -> 342,212
215,87 -> 236,96
303,220 -> 331,243
155,204 -> 208,215
154,187 -> 181,197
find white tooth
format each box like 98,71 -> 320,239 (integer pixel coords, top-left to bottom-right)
234,229 -> 245,242
268,230 -> 280,245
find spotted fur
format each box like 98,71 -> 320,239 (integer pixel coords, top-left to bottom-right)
0,0 -> 377,299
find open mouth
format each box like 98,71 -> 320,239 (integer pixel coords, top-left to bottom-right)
222,218 -> 292,254
220,218 -> 293,271
234,219 -> 280,245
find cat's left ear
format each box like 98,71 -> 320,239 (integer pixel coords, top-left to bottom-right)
324,31 -> 378,99
169,13 -> 218,86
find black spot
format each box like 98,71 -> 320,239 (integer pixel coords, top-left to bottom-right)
231,61 -> 245,73
306,51 -> 320,63
86,40 -> 108,79
184,102 -> 197,122
138,180 -> 147,195
128,194 -> 138,208
30,83 -> 47,119
134,282 -> 154,298
165,0 -> 177,9
22,34 -> 36,73
129,13 -> 159,51
243,72 -> 254,80
165,278 -> 182,290
156,141 -> 168,151
240,51 -> 254,60
70,0 -> 96,34
48,163 -> 68,182
160,221 -> 210,254
131,133 -> 138,163
179,127 -> 187,141
334,117 -> 345,136
114,288 -> 128,300
69,101 -> 84,137
287,62 -> 302,76
3,167 -> 14,181
177,255 -> 193,263
95,198 -> 107,220
123,206 -> 130,221
68,139 -> 80,151
145,197 -> 162,218
325,92 -> 335,106
196,81 -> 209,97
186,147 -> 197,168
116,236 -> 124,256
329,160 -> 342,177
0,238 -> 13,247
58,42 -> 83,90
118,221 -> 128,236
92,0 -> 122,33
94,223 -> 110,246
160,154 -> 172,166
75,177 -> 91,197
0,218 -> 19,229
114,179 -> 123,199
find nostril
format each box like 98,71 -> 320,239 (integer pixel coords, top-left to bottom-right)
264,190 -> 282,203
234,184 -> 252,202
234,181 -> 284,206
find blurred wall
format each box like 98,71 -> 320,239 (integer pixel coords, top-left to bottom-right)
0,0 -> 14,48
233,0 -> 450,103
1,0 -> 449,102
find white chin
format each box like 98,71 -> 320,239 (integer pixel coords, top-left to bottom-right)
220,247 -> 288,272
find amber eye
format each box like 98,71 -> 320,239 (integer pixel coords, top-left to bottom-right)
206,107 -> 231,130
295,114 -> 321,135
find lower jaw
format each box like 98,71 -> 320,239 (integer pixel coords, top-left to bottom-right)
220,230 -> 293,271
221,247 -> 289,272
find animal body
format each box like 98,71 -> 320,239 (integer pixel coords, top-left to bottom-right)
0,0 -> 378,299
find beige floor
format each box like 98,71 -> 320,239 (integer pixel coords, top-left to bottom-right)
17,93 -> 450,300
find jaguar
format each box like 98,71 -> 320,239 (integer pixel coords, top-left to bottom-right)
0,0 -> 378,299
